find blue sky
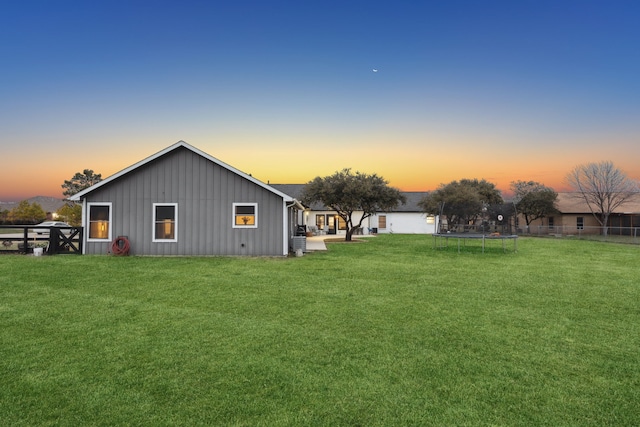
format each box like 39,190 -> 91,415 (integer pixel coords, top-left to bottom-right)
1,0 -> 639,200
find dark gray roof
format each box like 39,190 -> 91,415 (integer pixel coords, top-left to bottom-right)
396,192 -> 430,212
270,184 -> 428,213
269,184 -> 325,210
270,184 -> 305,200
555,192 -> 640,214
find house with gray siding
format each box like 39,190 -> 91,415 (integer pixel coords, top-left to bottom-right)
70,141 -> 301,256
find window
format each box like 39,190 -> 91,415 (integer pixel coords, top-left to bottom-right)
577,217 -> 584,230
548,217 -> 554,230
316,214 -> 325,230
338,216 -> 347,230
153,203 -> 177,242
379,215 -> 387,229
233,203 -> 258,228
87,203 -> 111,241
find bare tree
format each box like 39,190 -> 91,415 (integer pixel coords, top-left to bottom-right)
566,161 -> 639,236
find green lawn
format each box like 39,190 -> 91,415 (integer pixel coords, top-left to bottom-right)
1,236 -> 639,426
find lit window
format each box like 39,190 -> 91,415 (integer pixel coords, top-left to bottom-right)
88,203 -> 111,241
153,203 -> 177,242
233,203 -> 258,228
316,214 -> 325,230
379,215 -> 387,229
338,216 -> 347,230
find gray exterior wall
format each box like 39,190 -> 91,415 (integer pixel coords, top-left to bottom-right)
83,146 -> 286,256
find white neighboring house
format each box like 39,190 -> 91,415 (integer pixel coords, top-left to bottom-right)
270,185 -> 438,235
369,192 -> 438,234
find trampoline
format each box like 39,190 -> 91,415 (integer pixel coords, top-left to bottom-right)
433,233 -> 518,253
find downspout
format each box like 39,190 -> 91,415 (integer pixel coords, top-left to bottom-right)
282,200 -> 290,255
81,198 -> 87,255
286,200 -> 298,235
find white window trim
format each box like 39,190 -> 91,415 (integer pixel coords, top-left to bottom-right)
153,203 -> 178,242
232,202 -> 258,229
87,202 -> 112,242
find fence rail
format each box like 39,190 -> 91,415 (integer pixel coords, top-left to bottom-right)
525,225 -> 640,244
0,225 -> 83,255
439,223 -> 640,244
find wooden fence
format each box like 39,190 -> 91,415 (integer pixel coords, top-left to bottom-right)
0,225 -> 83,255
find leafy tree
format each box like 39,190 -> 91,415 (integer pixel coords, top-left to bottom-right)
566,161 -> 639,236
62,169 -> 102,197
56,203 -> 82,226
301,168 -> 406,241
8,200 -> 46,224
419,179 -> 503,232
0,208 -> 9,224
510,180 -> 558,230
61,169 -> 102,227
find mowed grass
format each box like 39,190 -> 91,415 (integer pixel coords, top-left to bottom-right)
1,236 -> 639,426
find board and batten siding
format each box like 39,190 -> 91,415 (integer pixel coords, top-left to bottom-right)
83,146 -> 286,256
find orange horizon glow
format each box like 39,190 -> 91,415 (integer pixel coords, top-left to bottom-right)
3,139 -> 633,202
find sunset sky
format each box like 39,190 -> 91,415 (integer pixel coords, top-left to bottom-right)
1,1 -> 639,201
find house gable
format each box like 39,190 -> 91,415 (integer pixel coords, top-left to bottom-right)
70,141 -> 293,203
74,142 -> 293,256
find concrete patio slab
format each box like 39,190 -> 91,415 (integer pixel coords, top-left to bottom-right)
305,235 -> 327,251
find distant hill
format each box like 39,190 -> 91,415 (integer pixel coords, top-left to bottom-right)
0,196 -> 67,213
